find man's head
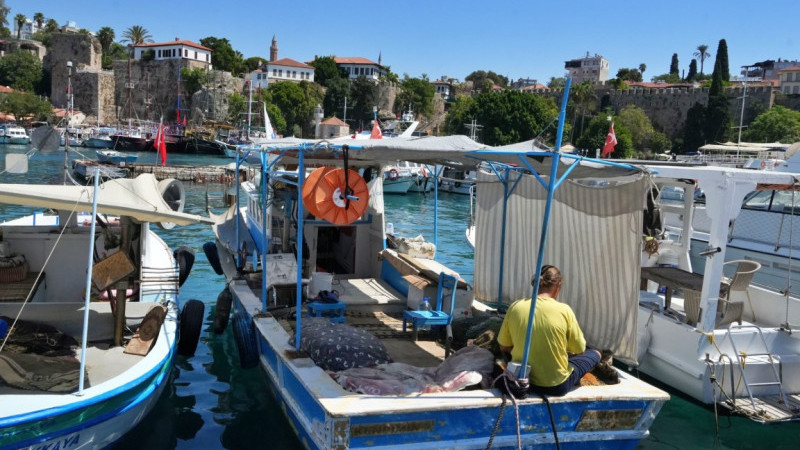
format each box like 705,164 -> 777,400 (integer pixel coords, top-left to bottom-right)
534,265 -> 562,296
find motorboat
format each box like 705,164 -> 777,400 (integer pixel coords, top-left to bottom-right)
0,124 -> 32,145
0,173 -> 210,447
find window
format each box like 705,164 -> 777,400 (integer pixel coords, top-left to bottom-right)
206,54 -> 209,62
293,71 -> 297,78
194,51 -> 198,59
185,49 -> 188,57
273,69 -> 277,76
794,86 -> 799,94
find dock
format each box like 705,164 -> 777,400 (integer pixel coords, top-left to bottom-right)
125,162 -> 255,184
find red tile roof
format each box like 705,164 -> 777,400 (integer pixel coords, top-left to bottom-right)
334,57 -> 379,66
268,58 -> 313,69
134,40 -> 211,51
0,85 -> 13,93
321,117 -> 348,126
521,84 -> 549,91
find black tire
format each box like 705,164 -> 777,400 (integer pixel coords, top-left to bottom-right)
202,241 -> 224,275
232,315 -> 259,369
213,287 -> 233,334
178,299 -> 204,357
173,246 -> 195,287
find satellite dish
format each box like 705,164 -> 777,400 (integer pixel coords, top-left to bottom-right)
30,125 -> 61,152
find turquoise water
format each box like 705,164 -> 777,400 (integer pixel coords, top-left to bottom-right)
2,144 -> 799,449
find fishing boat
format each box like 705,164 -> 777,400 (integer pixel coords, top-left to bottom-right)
203,80 -> 669,448
632,163 -> 800,422
0,125 -> 31,145
84,129 -> 115,149
0,173 -> 210,448
96,149 -> 138,165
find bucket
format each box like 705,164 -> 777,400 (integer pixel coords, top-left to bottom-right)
309,272 -> 333,297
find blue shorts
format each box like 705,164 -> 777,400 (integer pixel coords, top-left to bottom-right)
530,349 -> 601,397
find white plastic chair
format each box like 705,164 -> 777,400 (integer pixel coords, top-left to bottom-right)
721,260 -> 761,323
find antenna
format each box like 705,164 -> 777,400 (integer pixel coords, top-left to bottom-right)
464,118 -> 483,142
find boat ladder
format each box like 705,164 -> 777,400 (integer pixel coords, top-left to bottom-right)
722,324 -> 799,421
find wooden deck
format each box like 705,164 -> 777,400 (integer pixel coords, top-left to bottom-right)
723,394 -> 800,422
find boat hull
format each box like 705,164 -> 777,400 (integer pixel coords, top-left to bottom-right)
0,136 -> 31,145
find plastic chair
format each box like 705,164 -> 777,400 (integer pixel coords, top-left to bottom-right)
721,260 -> 761,323
403,272 -> 458,356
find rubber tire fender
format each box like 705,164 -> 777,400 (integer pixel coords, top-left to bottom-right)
203,241 -> 224,275
232,314 -> 259,369
173,245 -> 195,287
213,287 -> 233,334
177,299 -> 205,357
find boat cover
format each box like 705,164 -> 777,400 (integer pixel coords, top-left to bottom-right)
472,170 -> 648,363
0,174 -> 210,226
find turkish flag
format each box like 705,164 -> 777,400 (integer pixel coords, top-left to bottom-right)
370,119 -> 382,139
154,123 -> 167,165
602,123 -> 617,158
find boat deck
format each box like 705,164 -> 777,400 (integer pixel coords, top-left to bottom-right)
723,394 -> 800,422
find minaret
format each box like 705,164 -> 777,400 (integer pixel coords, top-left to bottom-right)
270,35 -> 278,62
378,51 -> 382,66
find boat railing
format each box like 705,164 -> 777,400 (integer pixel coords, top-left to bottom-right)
139,265 -> 180,298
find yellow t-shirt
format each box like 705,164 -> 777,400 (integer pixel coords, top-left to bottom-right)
497,296 -> 586,387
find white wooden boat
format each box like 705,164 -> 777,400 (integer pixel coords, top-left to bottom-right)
634,164 -> 800,422
0,174 -> 210,448
204,94 -> 669,447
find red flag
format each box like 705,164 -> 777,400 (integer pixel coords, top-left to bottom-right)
182,116 -> 187,126
154,123 -> 167,165
176,109 -> 180,125
602,123 -> 617,158
370,119 -> 382,139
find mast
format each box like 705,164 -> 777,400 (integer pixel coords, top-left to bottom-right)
247,80 -> 253,139
63,60 -> 73,185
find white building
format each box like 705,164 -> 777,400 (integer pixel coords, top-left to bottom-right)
267,58 -> 315,83
133,39 -> 212,66
564,52 -> 610,84
779,66 -> 800,95
13,18 -> 45,40
334,57 -> 385,81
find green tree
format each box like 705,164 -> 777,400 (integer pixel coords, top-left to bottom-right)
121,25 -> 153,56
0,51 -> 43,92
0,1 -> 9,37
616,68 -> 643,82
397,76 -> 435,118
670,53 -> 679,75
200,36 -> 244,75
704,58 -> 731,143
102,42 -> 128,69
682,102 -> 707,151
639,63 -> 647,79
181,67 -> 209,97
0,90 -> 53,123
321,77 -> 351,126
264,81 -> 323,136
617,105 -> 655,151
569,80 -> 596,141
227,91 -> 246,124
652,73 -> 681,83
244,56 -> 266,72
264,102 -> 286,135
716,39 -> 730,81
14,13 -> 25,39
576,116 -> 634,158
44,19 -> 58,33
96,26 -> 115,53
310,56 -> 346,87
694,44 -> 711,75
465,70 -> 508,92
547,77 -> 566,90
686,59 -> 698,81
745,106 -> 800,143
444,90 -> 558,146
33,12 -> 44,28
348,76 -> 378,129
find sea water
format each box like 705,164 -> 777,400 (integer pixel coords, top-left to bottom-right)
2,144 -> 798,449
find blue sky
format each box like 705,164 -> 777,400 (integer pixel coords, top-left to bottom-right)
8,0 -> 799,83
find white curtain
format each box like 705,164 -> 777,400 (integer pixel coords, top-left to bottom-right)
473,170 -> 647,362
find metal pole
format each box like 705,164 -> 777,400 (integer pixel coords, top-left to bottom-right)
235,150 -> 241,268
294,149 -> 305,350
79,167 -> 101,394
518,78 -> 571,375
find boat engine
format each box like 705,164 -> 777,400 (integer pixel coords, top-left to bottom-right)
157,178 -> 186,230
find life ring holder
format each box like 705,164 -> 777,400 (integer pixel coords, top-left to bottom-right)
301,146 -> 370,225
387,168 -> 399,181
760,160 -> 767,168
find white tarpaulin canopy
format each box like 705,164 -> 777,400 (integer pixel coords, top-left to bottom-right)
0,174 -> 211,226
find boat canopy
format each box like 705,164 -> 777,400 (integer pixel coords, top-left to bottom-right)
0,174 -> 211,226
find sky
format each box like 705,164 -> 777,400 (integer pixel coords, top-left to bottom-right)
7,0 -> 799,84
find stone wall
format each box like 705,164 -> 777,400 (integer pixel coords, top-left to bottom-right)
112,58 -> 216,124
606,86 -> 775,139
45,33 -> 102,114
189,70 -> 246,124
74,69 -> 115,125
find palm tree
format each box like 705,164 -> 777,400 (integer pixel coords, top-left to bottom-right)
14,13 -> 25,39
639,63 -> 647,79
44,18 -> 58,33
33,12 -> 44,29
694,44 -> 711,75
97,26 -> 115,53
569,80 -> 596,141
121,25 -> 153,56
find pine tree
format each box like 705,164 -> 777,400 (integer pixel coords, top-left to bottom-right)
716,39 -> 730,81
704,59 -> 731,143
687,60 -> 698,81
670,53 -> 679,75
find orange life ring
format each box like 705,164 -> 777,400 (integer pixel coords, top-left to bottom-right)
761,160 -> 767,168
387,168 -> 399,181
313,169 -> 369,225
302,167 -> 335,218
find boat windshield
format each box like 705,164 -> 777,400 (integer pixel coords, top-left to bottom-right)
743,190 -> 800,213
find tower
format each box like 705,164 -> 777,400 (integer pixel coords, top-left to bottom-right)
270,35 -> 278,62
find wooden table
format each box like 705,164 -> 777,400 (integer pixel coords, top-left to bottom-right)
640,266 -> 705,310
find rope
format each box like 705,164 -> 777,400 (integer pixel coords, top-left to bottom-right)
485,393 -> 507,450
541,394 -> 561,450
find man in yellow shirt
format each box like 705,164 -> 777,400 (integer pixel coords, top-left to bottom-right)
498,265 -> 600,396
